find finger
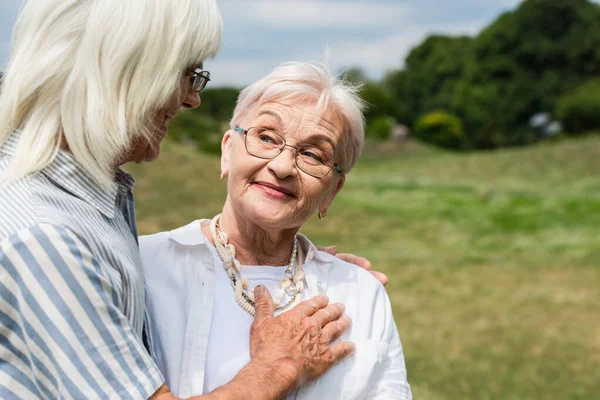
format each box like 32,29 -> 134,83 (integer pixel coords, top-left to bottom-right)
291,295 -> 329,317
329,341 -> 356,364
321,314 -> 352,343
316,245 -> 337,255
336,253 -> 371,270
253,285 -> 274,323
370,271 -> 389,286
312,302 -> 345,329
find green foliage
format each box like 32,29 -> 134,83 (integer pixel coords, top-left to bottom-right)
165,87 -> 240,155
196,87 -> 240,121
452,0 -> 600,148
385,35 -> 472,127
360,81 -> 397,125
367,115 -> 392,141
414,110 -> 467,150
385,0 -> 600,149
555,79 -> 600,133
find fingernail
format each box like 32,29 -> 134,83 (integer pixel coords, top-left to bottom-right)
255,285 -> 265,296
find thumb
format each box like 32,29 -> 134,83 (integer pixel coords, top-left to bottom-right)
253,285 -> 274,322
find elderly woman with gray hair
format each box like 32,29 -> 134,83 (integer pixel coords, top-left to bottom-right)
142,62 -> 412,399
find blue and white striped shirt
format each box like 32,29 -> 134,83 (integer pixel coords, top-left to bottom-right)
0,131 -> 164,399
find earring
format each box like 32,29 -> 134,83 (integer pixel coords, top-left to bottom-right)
318,210 -> 327,220
220,173 -> 228,182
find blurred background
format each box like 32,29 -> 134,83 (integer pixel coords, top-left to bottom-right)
3,0 -> 599,398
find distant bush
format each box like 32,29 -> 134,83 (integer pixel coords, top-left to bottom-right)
168,111 -> 225,155
555,79 -> 600,134
367,115 -> 393,141
413,110 -> 467,150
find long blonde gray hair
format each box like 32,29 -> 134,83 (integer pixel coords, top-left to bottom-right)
0,0 -> 222,185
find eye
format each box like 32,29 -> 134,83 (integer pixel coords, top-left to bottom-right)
301,149 -> 323,162
259,133 -> 276,144
255,129 -> 284,146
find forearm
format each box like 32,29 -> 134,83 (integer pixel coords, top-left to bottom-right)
206,358 -> 296,400
151,359 -> 296,400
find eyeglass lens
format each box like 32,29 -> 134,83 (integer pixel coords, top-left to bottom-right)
191,70 -> 210,92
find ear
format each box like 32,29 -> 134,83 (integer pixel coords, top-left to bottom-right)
319,174 -> 345,212
220,130 -> 233,178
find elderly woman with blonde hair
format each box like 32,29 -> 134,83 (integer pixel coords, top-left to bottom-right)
0,1 -> 368,399
142,62 -> 413,399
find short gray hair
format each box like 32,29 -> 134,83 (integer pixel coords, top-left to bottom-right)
0,0 -> 222,185
230,61 -> 366,172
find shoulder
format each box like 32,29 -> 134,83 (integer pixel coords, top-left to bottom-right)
0,169 -> 94,241
0,223 -> 88,256
139,219 -> 206,258
308,246 -> 385,298
139,219 -> 212,279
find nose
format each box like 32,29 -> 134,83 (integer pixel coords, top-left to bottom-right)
267,146 -> 298,179
182,86 -> 201,109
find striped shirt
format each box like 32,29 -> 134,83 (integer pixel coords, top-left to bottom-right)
0,131 -> 164,399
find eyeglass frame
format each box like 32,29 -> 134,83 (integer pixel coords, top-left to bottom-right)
234,127 -> 344,177
190,68 -> 211,92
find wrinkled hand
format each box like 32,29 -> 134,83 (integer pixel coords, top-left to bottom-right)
249,286 -> 355,390
318,246 -> 389,286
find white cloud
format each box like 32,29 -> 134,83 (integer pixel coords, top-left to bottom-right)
207,58 -> 280,87
330,19 -> 486,74
210,18 -> 487,87
220,0 -> 411,29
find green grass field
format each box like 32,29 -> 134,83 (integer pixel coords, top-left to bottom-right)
126,134 -> 600,399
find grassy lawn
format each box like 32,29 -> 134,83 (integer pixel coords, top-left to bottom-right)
127,135 -> 600,399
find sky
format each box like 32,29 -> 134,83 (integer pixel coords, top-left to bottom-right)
0,0 -> 526,87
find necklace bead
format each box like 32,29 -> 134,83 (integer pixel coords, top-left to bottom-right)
209,214 -> 305,316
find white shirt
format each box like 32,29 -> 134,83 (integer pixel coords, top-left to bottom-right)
141,220 -> 412,400
203,240 -> 296,395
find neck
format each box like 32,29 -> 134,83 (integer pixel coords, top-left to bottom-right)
214,201 -> 299,266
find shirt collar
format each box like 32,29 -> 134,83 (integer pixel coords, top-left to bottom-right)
168,219 -> 208,246
1,130 -> 135,219
167,219 -> 329,264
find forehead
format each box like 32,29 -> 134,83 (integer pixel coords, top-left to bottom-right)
250,102 -> 344,139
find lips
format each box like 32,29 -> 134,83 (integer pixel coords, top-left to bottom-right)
254,181 -> 297,198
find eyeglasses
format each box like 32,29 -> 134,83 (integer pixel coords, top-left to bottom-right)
190,68 -> 211,92
235,127 -> 343,178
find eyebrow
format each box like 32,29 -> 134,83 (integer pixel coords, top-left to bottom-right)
256,109 -> 337,147
304,133 -> 335,147
257,110 -> 283,125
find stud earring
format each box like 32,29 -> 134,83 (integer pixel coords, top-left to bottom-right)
220,173 -> 228,182
318,210 -> 327,220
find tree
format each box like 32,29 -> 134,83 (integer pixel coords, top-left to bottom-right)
386,35 -> 472,127
453,0 -> 600,147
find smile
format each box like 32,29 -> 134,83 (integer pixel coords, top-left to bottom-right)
253,182 -> 296,199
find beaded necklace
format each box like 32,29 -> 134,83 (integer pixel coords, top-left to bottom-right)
209,214 -> 305,316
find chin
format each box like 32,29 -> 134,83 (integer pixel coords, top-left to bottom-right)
245,203 -> 299,230
144,143 -> 161,162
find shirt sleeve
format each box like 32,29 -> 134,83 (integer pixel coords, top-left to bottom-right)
0,223 -> 164,399
368,285 -> 413,399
